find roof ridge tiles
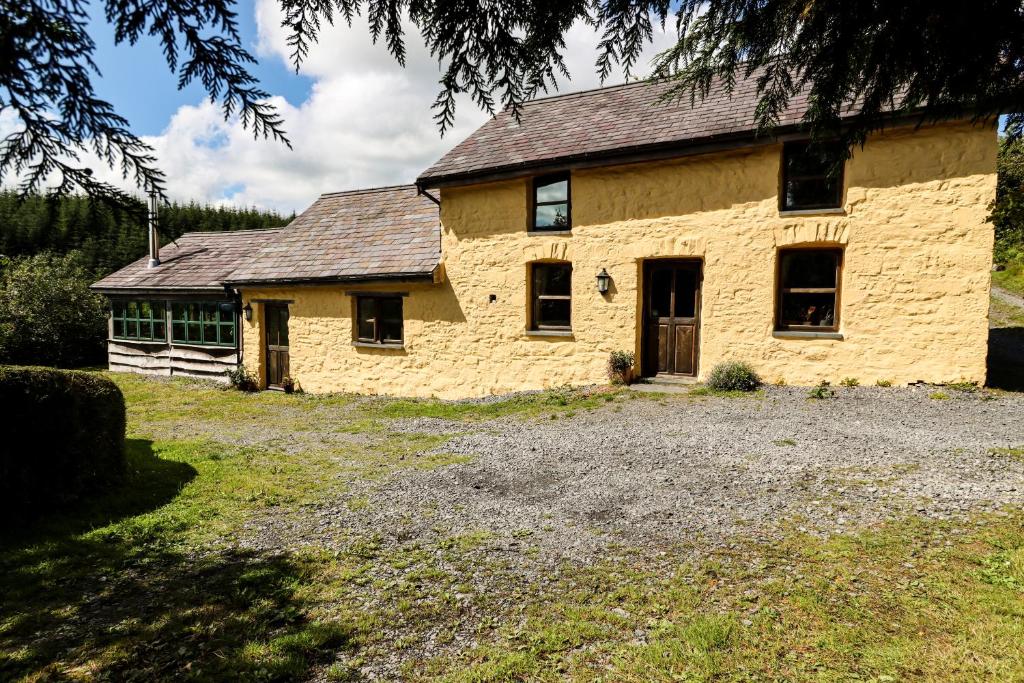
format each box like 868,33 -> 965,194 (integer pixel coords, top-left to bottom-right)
319,183 -> 417,198
177,227 -> 285,238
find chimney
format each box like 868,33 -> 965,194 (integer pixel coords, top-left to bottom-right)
147,192 -> 160,268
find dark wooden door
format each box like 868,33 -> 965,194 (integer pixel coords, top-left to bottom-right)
264,303 -> 290,387
644,262 -> 701,376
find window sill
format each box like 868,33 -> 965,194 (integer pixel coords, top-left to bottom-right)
352,341 -> 405,350
778,207 -> 846,217
109,338 -> 167,346
171,341 -> 238,350
773,330 -> 844,340
524,329 -> 574,338
527,230 -> 573,236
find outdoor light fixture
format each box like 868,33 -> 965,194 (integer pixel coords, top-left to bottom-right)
596,268 -> 611,294
243,303 -> 253,322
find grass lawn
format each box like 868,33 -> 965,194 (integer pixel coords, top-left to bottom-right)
1,374 -> 1023,681
993,260 -> 1024,298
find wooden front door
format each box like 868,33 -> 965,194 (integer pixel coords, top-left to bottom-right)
264,303 -> 290,387
643,261 -> 702,377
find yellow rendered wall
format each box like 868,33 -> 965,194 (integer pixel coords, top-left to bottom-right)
241,120 -> 996,398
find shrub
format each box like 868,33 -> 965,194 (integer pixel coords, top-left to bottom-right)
839,377 -> 859,387
875,379 -> 894,387
607,350 -> 635,385
0,252 -> 108,367
0,366 -> 126,520
706,361 -> 762,392
225,364 -> 259,392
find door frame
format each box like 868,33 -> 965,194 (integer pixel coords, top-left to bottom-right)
640,258 -> 703,378
262,301 -> 290,389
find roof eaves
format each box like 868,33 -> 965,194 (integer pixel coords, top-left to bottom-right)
223,270 -> 438,288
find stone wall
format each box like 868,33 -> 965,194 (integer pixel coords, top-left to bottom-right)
240,120 -> 996,397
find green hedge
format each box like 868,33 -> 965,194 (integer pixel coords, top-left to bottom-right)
0,367 -> 126,519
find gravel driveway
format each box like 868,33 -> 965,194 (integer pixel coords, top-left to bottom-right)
254,386 -> 1024,564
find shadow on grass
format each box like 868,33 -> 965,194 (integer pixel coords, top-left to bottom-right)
988,327 -> 1024,392
0,440 -> 354,681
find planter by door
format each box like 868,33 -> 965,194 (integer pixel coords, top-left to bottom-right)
643,260 -> 702,377
264,302 -> 290,388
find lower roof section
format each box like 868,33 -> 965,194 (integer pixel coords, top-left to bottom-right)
222,185 -> 440,286
92,228 -> 283,292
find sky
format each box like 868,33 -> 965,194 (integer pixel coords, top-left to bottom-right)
72,1 -> 677,214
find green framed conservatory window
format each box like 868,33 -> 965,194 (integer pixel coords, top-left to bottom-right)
112,300 -> 166,341
171,302 -> 236,346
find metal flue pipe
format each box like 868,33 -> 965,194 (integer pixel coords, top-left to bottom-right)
147,192 -> 160,268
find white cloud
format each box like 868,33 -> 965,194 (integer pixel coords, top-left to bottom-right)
44,6 -> 680,214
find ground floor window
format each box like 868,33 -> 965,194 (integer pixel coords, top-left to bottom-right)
776,248 -> 842,331
530,262 -> 572,330
355,295 -> 403,345
171,302 -> 236,346
112,300 -> 167,341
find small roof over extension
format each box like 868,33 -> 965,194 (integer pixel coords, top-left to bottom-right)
224,185 -> 440,286
92,228 -> 283,294
417,75 -> 818,187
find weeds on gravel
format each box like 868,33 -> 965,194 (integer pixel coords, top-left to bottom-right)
990,446 -> 1024,462
370,385 -> 625,422
808,381 -> 835,399
839,377 -> 860,387
930,391 -> 951,400
876,379 -> 894,387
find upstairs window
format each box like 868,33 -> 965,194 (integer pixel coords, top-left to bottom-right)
355,295 -> 404,345
781,141 -> 844,211
776,248 -> 842,331
112,300 -> 166,341
530,262 -> 572,330
531,173 -> 571,231
171,302 -> 237,346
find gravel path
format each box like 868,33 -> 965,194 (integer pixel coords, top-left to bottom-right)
250,386 -> 1024,563
993,284 -> 1024,310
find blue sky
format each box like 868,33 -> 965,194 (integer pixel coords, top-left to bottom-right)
87,2 -> 312,136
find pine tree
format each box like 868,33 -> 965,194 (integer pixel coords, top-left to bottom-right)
0,191 -> 290,277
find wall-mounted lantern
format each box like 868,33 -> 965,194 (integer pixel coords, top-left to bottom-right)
596,268 -> 611,294
242,302 -> 253,322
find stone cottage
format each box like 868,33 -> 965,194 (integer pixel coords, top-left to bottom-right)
95,78 -> 997,396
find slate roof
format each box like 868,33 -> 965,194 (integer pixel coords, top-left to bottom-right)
91,228 -> 283,292
418,75 -> 816,185
223,185 -> 440,285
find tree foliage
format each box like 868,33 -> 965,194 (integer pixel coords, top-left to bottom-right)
2,0 -> 1020,199
0,191 -> 291,276
992,136 -> 1024,264
0,252 -> 109,367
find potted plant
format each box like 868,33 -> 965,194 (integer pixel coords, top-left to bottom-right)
281,376 -> 295,394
